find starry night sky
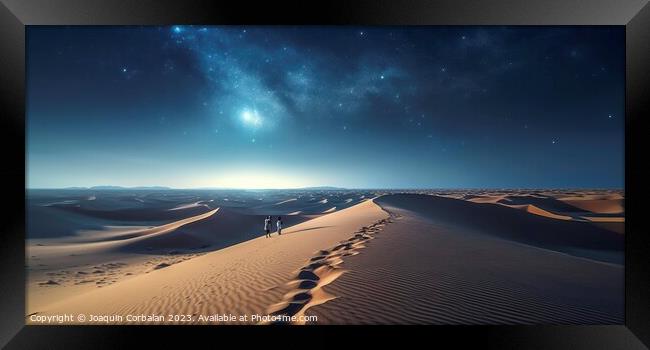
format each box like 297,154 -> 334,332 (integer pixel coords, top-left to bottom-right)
27,26 -> 624,189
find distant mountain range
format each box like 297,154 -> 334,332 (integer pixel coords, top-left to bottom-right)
52,185 -> 347,191
192,186 -> 347,191
62,186 -> 172,190
300,186 -> 346,190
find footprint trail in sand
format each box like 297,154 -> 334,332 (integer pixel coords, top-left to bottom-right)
262,213 -> 399,324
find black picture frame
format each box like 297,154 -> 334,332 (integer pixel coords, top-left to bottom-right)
1,0 -> 648,348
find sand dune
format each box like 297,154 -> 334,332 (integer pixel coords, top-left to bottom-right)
445,190 -> 625,226
376,194 -> 622,263
27,208 -> 223,310
167,201 -> 210,211
466,195 -> 505,204
59,203 -> 215,222
309,194 -> 623,324
558,193 -> 623,201
274,198 -> 298,205
560,198 -> 624,214
27,199 -> 389,323
29,208 -> 219,251
26,189 -> 624,325
116,208 -> 312,254
246,194 -> 366,215
469,194 -> 587,219
509,204 -> 573,221
581,216 -> 625,223
496,195 -> 587,213
26,189 -> 382,318
266,217 -> 394,324
26,206 -> 315,313
28,205 -> 111,239
455,191 -> 625,233
29,207 -> 315,254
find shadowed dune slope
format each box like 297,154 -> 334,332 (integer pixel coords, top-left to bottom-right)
119,208 -> 313,253
309,194 -> 623,325
497,195 -> 590,213
375,194 -> 623,263
249,196 -> 366,215
27,205 -> 109,239
58,204 -> 214,222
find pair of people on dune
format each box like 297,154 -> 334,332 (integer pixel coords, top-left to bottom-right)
264,216 -> 283,238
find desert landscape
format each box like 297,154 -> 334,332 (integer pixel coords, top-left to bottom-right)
26,188 -> 624,325
26,26 -> 625,326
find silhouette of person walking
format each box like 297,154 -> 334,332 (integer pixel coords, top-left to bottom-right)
276,216 -> 283,235
264,216 -> 271,238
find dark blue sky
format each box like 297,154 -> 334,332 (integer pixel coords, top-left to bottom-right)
27,26 -> 624,189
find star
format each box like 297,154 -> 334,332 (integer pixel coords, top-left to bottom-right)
122,67 -> 127,73
172,26 -> 182,34
441,67 -> 447,72
552,139 -> 557,144
608,114 -> 613,119
380,75 -> 385,80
